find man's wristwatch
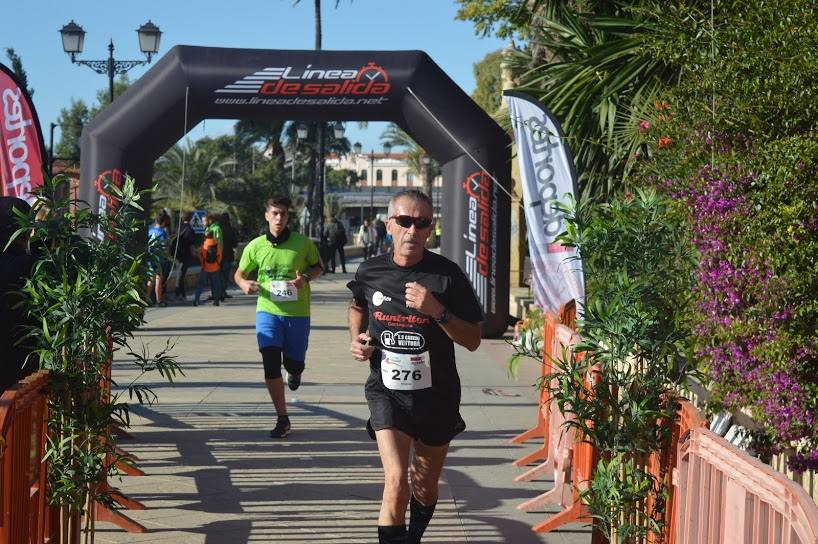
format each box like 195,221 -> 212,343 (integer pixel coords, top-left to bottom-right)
435,308 -> 450,324
302,272 -> 312,283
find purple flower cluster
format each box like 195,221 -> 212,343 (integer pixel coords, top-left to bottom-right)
789,451 -> 818,473
658,137 -> 818,471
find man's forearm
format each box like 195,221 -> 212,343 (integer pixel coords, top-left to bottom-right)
307,264 -> 323,280
439,315 -> 481,352
348,304 -> 368,339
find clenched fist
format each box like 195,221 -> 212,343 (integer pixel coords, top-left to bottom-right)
404,281 -> 444,319
350,332 -> 374,362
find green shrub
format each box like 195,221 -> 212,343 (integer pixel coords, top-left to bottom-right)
15,175 -> 181,537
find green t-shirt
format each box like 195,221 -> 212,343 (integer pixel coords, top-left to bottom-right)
206,223 -> 223,250
238,232 -> 319,317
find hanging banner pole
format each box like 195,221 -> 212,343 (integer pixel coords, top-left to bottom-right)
0,62 -> 46,204
504,90 -> 584,313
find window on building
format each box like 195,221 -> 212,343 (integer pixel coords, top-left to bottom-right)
406,171 -> 413,183
391,170 -> 398,185
376,169 -> 383,185
360,170 -> 367,182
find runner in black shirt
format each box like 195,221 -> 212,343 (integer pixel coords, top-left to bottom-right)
348,189 -> 482,544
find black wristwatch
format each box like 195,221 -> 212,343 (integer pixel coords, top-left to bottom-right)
435,308 -> 450,324
302,272 -> 312,283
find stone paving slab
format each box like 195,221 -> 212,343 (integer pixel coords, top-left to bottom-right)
101,257 -> 591,543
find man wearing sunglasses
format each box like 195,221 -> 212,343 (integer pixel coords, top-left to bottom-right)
347,189 -> 483,544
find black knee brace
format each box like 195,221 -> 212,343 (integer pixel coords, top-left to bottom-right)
261,347 -> 283,380
283,357 -> 305,376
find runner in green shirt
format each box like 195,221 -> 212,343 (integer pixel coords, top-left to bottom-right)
234,196 -> 323,438
204,214 -> 223,250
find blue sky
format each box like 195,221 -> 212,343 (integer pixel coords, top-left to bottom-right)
4,0 -> 506,153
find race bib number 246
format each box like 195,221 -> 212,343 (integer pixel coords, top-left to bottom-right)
269,280 -> 297,301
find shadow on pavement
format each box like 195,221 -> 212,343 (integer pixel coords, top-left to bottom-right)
106,399 -> 577,543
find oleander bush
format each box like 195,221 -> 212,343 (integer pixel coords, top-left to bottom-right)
634,0 -> 818,470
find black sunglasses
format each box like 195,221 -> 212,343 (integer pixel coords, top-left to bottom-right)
391,215 -> 433,229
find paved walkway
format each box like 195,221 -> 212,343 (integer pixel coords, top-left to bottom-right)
103,256 -> 592,543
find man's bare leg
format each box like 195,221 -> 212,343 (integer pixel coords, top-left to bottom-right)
375,428 -> 413,525
406,439 -> 448,543
265,377 -> 287,416
409,440 -> 448,506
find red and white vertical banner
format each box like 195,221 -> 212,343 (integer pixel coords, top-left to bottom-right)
504,90 -> 584,313
0,62 -> 46,204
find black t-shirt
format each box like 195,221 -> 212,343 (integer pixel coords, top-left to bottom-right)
348,250 -> 483,401
222,224 -> 238,262
174,223 -> 195,264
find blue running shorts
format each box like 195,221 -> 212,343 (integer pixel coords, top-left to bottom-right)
255,312 -> 310,361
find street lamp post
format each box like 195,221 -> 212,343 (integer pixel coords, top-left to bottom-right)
290,122 -> 309,197
59,20 -> 162,104
353,141 -> 391,222
315,121 -> 346,239
49,123 -> 58,176
49,121 -> 85,175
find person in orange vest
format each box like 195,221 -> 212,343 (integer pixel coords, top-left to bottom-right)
194,231 -> 222,306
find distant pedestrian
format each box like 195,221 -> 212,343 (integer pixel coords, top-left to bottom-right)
204,213 -> 223,250
194,231 -> 222,307
359,218 -> 373,260
374,218 -> 386,255
219,212 -> 238,301
327,217 -> 348,273
147,212 -> 170,307
172,211 -> 195,300
204,214 -> 223,301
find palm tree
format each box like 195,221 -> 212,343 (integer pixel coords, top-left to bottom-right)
508,4 -> 680,199
380,123 -> 440,180
234,119 -> 287,168
153,139 -> 237,211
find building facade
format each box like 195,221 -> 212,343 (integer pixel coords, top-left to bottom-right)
323,151 -> 442,233
325,152 -> 441,191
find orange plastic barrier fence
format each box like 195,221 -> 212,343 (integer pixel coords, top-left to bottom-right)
512,315 -> 818,544
509,310 -> 561,459
528,356 -> 599,535
660,400 -> 707,543
509,299 -> 598,534
516,323 -> 581,503
674,426 -> 818,544
0,370 -> 57,544
508,300 -> 576,448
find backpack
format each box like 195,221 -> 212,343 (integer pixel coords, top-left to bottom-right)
205,244 -> 218,264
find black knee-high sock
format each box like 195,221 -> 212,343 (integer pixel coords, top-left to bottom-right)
378,524 -> 407,543
407,495 -> 436,543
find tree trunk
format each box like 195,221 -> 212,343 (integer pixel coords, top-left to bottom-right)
311,0 -> 322,238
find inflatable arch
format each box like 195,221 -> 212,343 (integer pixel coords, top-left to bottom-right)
79,46 -> 510,336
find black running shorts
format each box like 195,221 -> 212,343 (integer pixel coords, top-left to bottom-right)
364,373 -> 465,447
